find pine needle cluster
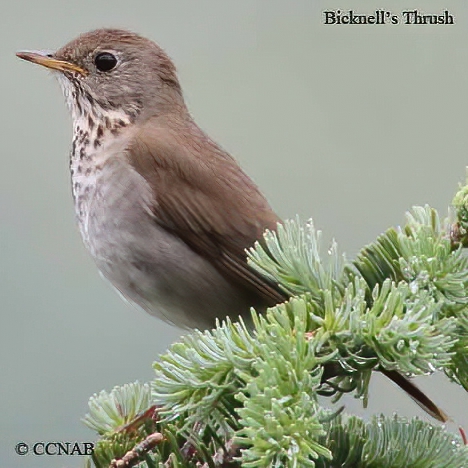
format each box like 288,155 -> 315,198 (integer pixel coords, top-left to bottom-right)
82,179 -> 468,467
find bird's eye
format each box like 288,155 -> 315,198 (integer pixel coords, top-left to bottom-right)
94,52 -> 117,72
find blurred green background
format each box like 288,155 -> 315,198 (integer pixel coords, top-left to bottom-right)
2,0 -> 468,466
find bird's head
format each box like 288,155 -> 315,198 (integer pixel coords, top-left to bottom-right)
17,29 -> 184,123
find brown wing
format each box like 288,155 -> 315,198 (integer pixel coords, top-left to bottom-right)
126,114 -> 287,305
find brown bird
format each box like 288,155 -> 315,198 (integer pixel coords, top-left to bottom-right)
16,29 -> 286,330
17,29 -> 447,423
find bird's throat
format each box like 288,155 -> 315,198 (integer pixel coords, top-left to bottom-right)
70,109 -> 132,191
69,108 -> 135,245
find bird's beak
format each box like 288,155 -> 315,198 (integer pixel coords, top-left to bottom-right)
16,50 -> 88,76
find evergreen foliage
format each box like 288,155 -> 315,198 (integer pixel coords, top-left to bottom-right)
83,180 -> 468,467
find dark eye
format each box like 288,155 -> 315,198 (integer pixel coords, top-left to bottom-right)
94,52 -> 117,72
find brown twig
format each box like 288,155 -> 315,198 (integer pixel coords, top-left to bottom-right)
116,405 -> 159,434
459,426 -> 467,445
110,432 -> 164,468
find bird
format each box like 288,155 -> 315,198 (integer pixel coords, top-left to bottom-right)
16,28 -> 287,330
16,28 -> 447,423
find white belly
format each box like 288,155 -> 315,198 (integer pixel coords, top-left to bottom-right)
72,156 -> 250,329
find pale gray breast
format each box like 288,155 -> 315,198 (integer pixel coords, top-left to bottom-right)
79,157 -> 155,259
70,141 -> 250,328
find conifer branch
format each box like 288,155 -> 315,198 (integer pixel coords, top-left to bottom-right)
83,173 -> 468,467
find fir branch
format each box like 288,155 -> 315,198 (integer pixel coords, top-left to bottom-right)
152,318 -> 256,436
247,218 -> 346,306
235,301 -> 333,467
83,188 -> 468,466
452,170 -> 468,247
360,415 -> 467,467
316,415 -> 468,468
83,382 -> 153,435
